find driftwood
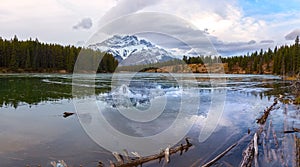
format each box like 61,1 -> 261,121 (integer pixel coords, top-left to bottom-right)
253,133 -> 258,156
164,146 -> 170,163
256,100 -> 278,124
111,138 -> 192,167
284,130 -> 296,133
293,127 -> 300,132
284,127 -> 300,134
63,112 -> 75,118
200,131 -> 253,167
240,135 -> 255,167
201,142 -> 237,167
122,149 -> 131,163
241,100 -> 279,167
113,152 -> 124,164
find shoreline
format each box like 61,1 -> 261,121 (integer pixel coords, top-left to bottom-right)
1,67 -> 298,81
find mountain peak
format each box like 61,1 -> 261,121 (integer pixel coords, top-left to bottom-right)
88,35 -> 175,66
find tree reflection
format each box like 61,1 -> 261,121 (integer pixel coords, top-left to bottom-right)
0,75 -> 110,108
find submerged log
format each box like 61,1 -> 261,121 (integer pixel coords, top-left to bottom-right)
256,100 -> 278,124
240,136 -> 255,167
113,138 -> 192,167
63,112 -> 75,118
241,100 -> 278,167
293,127 -> 300,133
284,127 -> 300,134
284,130 -> 296,134
202,142 -> 237,167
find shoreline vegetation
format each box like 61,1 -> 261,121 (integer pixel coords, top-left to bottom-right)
0,64 -> 298,81
0,35 -> 118,74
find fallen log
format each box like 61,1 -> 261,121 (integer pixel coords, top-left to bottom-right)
284,130 -> 296,134
293,127 -> 300,132
241,99 -> 278,167
112,138 -> 192,167
284,127 -> 300,134
240,136 -> 255,167
256,100 -> 278,124
201,142 -> 237,167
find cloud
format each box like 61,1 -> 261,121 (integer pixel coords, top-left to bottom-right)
98,0 -> 160,26
248,40 -> 256,44
260,40 -> 274,44
140,0 -> 268,43
209,36 -> 274,56
73,18 -> 93,29
285,29 -> 300,40
95,0 -> 300,51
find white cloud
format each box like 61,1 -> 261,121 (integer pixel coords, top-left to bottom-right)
56,0 -> 116,17
0,0 -> 69,21
260,40 -> 274,44
139,0 -> 268,42
285,29 -> 300,40
98,0 -> 160,26
0,0 -> 115,45
73,18 -> 93,29
251,11 -> 300,45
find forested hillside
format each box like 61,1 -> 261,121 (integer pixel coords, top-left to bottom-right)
221,36 -> 300,75
0,36 -> 118,73
182,36 -> 300,76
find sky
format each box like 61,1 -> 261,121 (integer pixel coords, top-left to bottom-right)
1,0 -> 300,56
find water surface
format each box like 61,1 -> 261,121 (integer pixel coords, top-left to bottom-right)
0,73 -> 298,167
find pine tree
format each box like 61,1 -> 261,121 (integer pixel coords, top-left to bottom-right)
25,49 -> 31,69
295,36 -> 300,74
9,43 -> 18,70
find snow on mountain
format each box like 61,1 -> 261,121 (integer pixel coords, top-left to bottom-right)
88,35 -> 176,66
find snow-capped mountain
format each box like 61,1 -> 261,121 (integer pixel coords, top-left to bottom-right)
88,35 -> 176,66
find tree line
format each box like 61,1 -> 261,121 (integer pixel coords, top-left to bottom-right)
221,36 -> 300,75
116,59 -> 184,72
0,36 -> 118,73
183,36 -> 300,76
183,55 -> 222,65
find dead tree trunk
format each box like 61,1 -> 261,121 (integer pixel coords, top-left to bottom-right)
202,143 -> 237,167
240,100 -> 278,167
112,138 -> 192,167
256,100 -> 278,124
